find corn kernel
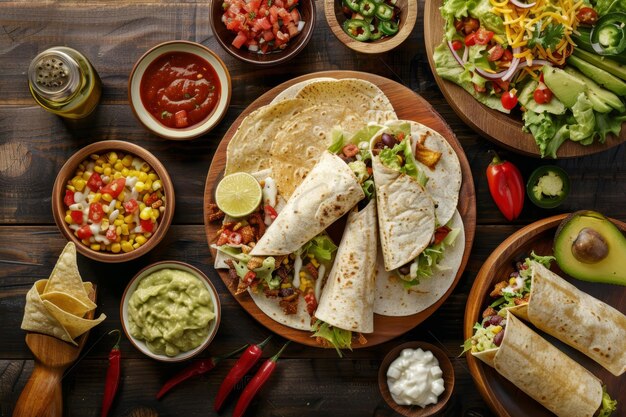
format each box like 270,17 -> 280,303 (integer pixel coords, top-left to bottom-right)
138,172 -> 148,182
113,172 -> 122,180
92,193 -> 102,203
142,193 -> 150,203
111,243 -> 121,253
107,152 -> 118,164
152,180 -> 162,191
75,179 -> 87,192
121,241 -> 133,252
140,207 -> 152,220
90,153 -> 99,160
121,224 -> 129,235
94,165 -> 104,173
64,214 -> 73,224
509,277 -> 517,285
117,191 -> 125,201
124,214 -> 134,223
310,258 -> 320,268
283,258 -> 289,265
281,283 -> 292,289
83,172 -> 91,180
299,271 -> 306,277
133,242 -> 141,249
492,325 -> 503,334
103,167 -> 112,176
139,203 -> 146,211
145,180 -> 153,190
135,181 -> 145,192
90,243 -> 101,251
102,193 -> 113,202
116,226 -> 122,235
96,157 -> 106,166
135,235 -> 147,245
66,185 -> 76,192
114,161 -> 124,171
122,155 -> 133,167
148,173 -> 158,181
121,168 -> 130,176
151,209 -> 160,219
115,200 -> 122,209
114,219 -> 124,226
140,162 -> 150,172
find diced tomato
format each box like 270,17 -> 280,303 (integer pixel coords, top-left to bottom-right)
264,205 -> 278,220
101,178 -> 126,199
487,44 -> 504,61
87,172 -> 104,192
501,48 -> 513,62
76,225 -> 93,240
433,226 -> 451,245
64,190 -> 75,207
228,232 -> 243,245
286,22 -> 299,38
501,90 -> 518,110
244,0 -> 261,13
304,291 -> 317,316
105,227 -> 117,241
226,18 -> 242,31
123,199 -> 139,214
243,271 -> 257,286
71,210 -> 84,224
232,31 -> 248,49
291,8 -> 300,24
464,33 -> 477,46
269,6 -> 279,23
257,17 -> 272,30
493,79 -> 510,92
279,9 -> 291,24
474,28 -> 494,45
451,40 -> 463,51
88,202 -> 105,223
533,86 -> 553,104
462,17 -> 479,35
576,7 -> 598,25
217,230 -> 231,246
262,30 -> 275,42
276,30 -> 289,43
274,0 -> 284,7
174,110 -> 189,128
140,219 -> 154,233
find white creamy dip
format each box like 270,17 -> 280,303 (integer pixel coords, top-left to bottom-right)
386,348 -> 445,407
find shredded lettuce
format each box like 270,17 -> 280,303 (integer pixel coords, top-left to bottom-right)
212,244 -> 251,263
311,320 -> 352,357
598,387 -> 618,417
298,235 -> 337,262
440,0 -> 504,40
362,178 -> 375,200
348,160 -> 369,183
328,128 -> 345,154
233,256 -> 280,289
379,139 -> 428,187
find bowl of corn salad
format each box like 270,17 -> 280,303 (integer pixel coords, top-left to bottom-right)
52,140 -> 175,262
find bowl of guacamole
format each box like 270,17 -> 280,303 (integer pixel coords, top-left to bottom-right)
121,261 -> 221,361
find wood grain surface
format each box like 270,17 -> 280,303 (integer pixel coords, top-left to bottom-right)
464,216 -> 626,417
0,1 -> 625,417
203,70 -> 476,348
423,0 -> 626,158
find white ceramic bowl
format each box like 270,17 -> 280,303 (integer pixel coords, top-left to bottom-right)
128,41 -> 231,140
121,261 -> 222,362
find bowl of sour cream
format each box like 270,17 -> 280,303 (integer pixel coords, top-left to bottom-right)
378,341 -> 454,417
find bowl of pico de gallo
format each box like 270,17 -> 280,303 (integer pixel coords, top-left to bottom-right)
210,0 -> 316,65
52,140 -> 175,263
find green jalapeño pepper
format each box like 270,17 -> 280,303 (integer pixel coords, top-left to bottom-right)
369,24 -> 384,41
375,3 -> 394,21
590,12 -> 626,56
378,20 -> 399,35
343,19 -> 371,41
343,0 -> 360,13
359,0 -> 376,17
526,165 -> 570,209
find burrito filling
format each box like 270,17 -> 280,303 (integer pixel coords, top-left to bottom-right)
463,311 -> 508,354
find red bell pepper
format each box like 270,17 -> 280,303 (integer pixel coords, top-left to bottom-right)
486,151 -> 524,221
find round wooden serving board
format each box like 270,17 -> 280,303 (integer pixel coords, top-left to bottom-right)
423,0 -> 626,158
464,214 -> 625,417
204,71 -> 476,348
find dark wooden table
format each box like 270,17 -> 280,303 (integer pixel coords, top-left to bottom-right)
1,2 -> 624,417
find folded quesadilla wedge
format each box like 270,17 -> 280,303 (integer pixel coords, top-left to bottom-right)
464,311 -> 617,417
250,151 -> 364,256
313,199 -> 377,356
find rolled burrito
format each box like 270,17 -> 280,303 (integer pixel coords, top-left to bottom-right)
250,151 -> 364,256
466,311 -> 615,417
508,261 -> 626,376
315,199 -> 377,334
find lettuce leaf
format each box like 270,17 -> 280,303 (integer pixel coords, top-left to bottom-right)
440,0 -> 504,40
570,93 -> 595,144
233,256 -> 280,289
299,234 -> 337,262
362,178 -> 375,200
596,113 -> 626,143
212,244 -> 251,263
311,320 -> 352,357
328,128 -> 345,154
592,0 -> 626,14
597,386 -> 618,417
379,139 -> 428,187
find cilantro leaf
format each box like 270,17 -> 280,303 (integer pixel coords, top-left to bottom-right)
528,22 -> 563,50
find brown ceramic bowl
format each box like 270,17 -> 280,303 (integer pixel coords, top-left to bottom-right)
325,0 -> 417,54
52,140 -> 175,263
128,41 -> 231,140
210,0 -> 316,66
120,261 -> 221,362
378,341 -> 455,417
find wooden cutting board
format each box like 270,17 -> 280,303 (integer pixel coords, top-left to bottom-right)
203,71 -> 476,348
423,0 -> 626,158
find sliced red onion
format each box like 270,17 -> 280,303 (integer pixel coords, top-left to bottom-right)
509,0 -> 536,8
475,67 -> 510,79
462,45 -> 469,62
501,47 -> 522,81
447,41 -> 466,67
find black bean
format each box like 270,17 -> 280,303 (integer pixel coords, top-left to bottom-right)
381,133 -> 396,148
398,264 -> 411,275
279,287 -> 295,297
494,330 -> 505,347
489,315 -> 503,326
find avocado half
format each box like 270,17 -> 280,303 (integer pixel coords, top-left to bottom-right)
554,211 -> 626,286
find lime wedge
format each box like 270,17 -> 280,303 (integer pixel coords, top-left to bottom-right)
215,172 -> 262,218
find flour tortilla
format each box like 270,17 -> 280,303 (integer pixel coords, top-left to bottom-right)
507,261 -> 626,376
374,210 -> 464,316
248,288 -> 313,331
315,200 -> 377,333
269,105 -> 365,199
371,154 -> 435,272
384,120 -> 461,226
294,78 -> 398,124
490,312 -> 603,417
271,77 -> 337,103
250,151 -> 365,256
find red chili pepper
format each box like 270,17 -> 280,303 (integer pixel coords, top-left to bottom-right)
214,335 -> 272,411
232,341 -> 291,417
155,343 -> 248,400
486,151 -> 524,221
101,329 -> 121,417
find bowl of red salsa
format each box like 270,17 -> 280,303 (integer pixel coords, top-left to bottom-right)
129,41 -> 231,140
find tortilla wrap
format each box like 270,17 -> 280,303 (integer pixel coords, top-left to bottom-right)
315,200 -> 377,333
374,210 -> 464,316
271,77 -> 337,103
507,261 -> 626,376
250,151 -> 365,256
483,312 -> 604,417
248,287 -> 314,331
294,78 -> 398,124
384,120 -> 461,226
371,153 -> 435,272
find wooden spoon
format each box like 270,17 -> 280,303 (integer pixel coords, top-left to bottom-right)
13,288 -> 97,417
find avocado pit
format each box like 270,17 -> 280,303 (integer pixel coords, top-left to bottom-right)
572,227 -> 609,264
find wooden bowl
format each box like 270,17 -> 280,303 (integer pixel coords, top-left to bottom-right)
52,140 -> 175,263
120,261 -> 221,362
325,0 -> 417,54
128,41 -> 231,140
209,0 -> 316,66
378,341 -> 455,417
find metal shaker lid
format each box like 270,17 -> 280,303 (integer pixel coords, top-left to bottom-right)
28,49 -> 81,101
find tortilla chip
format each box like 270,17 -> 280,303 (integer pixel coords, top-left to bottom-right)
40,291 -> 94,317
21,280 -> 75,344
42,300 -> 106,340
43,242 -> 96,309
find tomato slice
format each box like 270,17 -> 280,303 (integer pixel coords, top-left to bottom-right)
487,44 -> 504,61
264,205 -> 278,220
76,225 -> 93,240
475,28 -> 494,45
232,31 -> 248,49
464,33 -> 477,46
88,203 -> 104,223
71,210 -> 84,224
123,199 -> 139,214
501,90 -> 518,110
64,190 -> 75,207
101,178 -> 126,199
140,219 -> 154,233
451,40 -> 463,51
576,7 -> 598,25
87,172 -> 104,192
500,48 -> 513,62
533,87 -> 553,104
433,226 -> 451,245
